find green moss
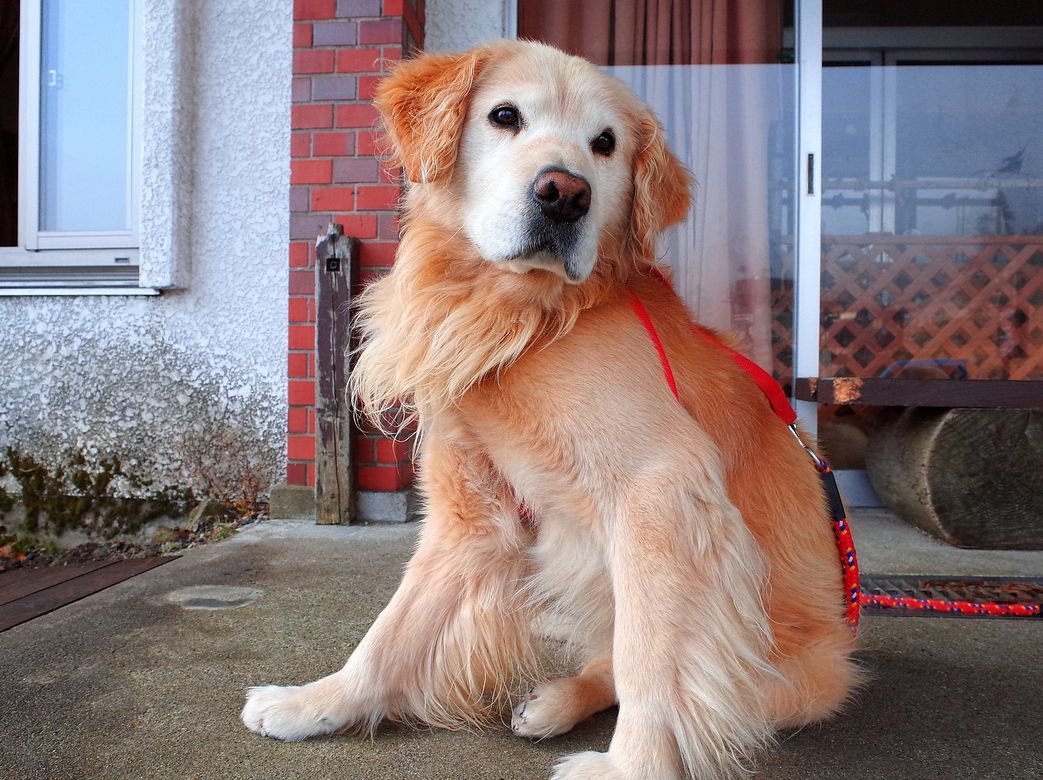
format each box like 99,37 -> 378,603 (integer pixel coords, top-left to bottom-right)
0,447 -> 195,540
211,521 -> 238,541
0,458 -> 13,514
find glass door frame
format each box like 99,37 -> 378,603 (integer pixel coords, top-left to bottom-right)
794,0 -> 883,504
792,1 -> 824,444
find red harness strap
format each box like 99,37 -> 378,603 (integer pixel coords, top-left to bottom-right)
691,326 -> 797,426
627,294 -> 679,400
518,270 -> 1035,628
627,277 -> 862,630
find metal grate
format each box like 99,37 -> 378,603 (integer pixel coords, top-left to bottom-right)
860,575 -> 1043,619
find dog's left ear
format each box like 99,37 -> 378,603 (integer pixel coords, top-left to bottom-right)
629,113 -> 692,262
374,48 -> 489,185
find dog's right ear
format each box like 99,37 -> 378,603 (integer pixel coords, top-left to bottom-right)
374,49 -> 489,185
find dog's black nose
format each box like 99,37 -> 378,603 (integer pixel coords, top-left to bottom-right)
532,168 -> 591,223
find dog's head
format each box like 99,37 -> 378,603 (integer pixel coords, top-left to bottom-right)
375,41 -> 691,284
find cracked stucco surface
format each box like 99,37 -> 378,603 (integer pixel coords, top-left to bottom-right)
425,0 -> 508,52
0,0 -> 292,495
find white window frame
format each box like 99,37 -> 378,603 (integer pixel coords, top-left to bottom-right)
0,0 -> 146,293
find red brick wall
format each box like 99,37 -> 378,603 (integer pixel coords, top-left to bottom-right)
287,0 -> 423,495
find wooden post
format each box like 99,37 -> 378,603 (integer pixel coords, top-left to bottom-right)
315,224 -> 358,525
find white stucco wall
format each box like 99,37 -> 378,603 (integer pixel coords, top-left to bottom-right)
424,0 -> 509,52
0,0 -> 292,497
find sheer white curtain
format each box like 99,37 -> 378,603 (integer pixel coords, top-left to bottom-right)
518,0 -> 789,370
611,64 -> 789,369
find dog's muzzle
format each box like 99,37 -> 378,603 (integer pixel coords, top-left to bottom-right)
507,167 -> 593,281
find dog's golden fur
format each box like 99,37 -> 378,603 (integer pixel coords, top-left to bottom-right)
243,40 -> 859,779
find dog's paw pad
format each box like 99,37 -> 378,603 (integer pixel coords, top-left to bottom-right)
511,680 -> 580,739
550,751 -> 625,780
241,684 -> 338,741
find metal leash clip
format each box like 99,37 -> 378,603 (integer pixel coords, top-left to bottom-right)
788,422 -> 830,472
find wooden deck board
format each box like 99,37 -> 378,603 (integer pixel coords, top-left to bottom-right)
794,377 -> 1043,408
0,557 -> 177,632
0,561 -> 115,606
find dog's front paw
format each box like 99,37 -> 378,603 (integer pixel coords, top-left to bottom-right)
512,681 -> 583,739
241,684 -> 342,741
550,751 -> 626,780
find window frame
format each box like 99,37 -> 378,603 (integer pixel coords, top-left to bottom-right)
0,0 -> 145,291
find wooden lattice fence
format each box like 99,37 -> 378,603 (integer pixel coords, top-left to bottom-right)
771,235 -> 1043,386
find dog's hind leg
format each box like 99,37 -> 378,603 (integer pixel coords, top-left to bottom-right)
241,432 -> 535,740
553,463 -> 778,780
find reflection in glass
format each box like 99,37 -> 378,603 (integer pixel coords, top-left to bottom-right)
821,63 -> 1043,384
819,61 -> 1043,469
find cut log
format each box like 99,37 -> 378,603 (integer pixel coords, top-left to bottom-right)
865,408 -> 1043,550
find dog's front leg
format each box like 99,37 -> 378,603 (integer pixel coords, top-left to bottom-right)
242,437 -> 534,741
554,465 -> 777,780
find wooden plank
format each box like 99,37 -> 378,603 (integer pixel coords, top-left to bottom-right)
0,556 -> 177,632
0,561 -> 114,606
795,378 -> 1043,408
315,224 -> 358,525
0,566 -> 47,589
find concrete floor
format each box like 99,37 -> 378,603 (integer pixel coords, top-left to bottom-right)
1,510 -> 1041,780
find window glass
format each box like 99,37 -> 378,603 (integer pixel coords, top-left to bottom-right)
818,12 -> 1043,469
39,0 -> 130,232
820,59 -> 1043,391
0,4 -> 18,246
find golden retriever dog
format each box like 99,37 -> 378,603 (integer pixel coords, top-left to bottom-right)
242,40 -> 859,779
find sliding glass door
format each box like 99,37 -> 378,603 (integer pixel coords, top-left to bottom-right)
814,8 -> 1043,495
518,0 -> 803,397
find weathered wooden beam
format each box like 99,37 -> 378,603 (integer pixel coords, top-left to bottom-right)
315,224 -> 358,525
865,407 -> 1043,549
794,377 -> 1043,408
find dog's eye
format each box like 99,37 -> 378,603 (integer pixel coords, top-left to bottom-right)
489,105 -> 521,130
592,130 -> 616,157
